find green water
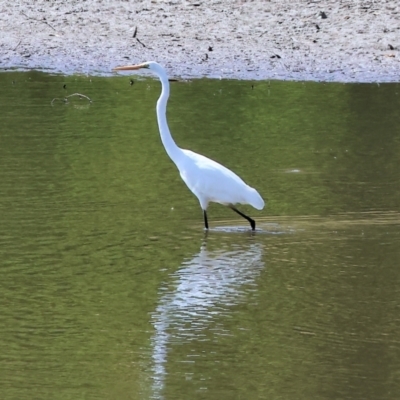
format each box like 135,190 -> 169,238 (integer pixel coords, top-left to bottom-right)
1,71 -> 400,399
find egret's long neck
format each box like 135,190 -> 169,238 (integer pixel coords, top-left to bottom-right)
156,73 -> 183,163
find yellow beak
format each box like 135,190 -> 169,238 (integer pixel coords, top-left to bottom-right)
112,63 -> 147,71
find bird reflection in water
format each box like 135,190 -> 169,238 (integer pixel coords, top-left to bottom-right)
150,240 -> 264,398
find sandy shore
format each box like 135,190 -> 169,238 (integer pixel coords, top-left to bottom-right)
0,0 -> 399,81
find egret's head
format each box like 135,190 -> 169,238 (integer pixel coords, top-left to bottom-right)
113,61 -> 163,72
113,62 -> 148,72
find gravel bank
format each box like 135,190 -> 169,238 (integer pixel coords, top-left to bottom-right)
0,0 -> 399,81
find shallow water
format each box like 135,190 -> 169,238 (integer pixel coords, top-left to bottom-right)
0,71 -> 400,399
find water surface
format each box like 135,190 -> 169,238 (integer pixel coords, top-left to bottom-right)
0,72 -> 399,399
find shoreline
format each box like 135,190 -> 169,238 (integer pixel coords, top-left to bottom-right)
1,1 -> 399,82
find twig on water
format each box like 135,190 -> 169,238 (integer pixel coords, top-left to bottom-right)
21,11 -> 56,31
51,93 -> 92,106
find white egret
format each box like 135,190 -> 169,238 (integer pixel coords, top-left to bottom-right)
113,61 -> 265,230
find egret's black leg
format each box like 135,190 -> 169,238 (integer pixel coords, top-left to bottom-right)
203,210 -> 209,230
229,206 -> 256,231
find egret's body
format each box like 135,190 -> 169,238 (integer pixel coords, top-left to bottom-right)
177,150 -> 264,211
113,61 -> 265,230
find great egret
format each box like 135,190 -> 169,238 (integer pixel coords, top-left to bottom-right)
113,61 -> 265,230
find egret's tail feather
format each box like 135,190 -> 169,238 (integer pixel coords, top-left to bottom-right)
249,188 -> 265,210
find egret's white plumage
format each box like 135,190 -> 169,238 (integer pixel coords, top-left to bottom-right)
113,61 -> 265,230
